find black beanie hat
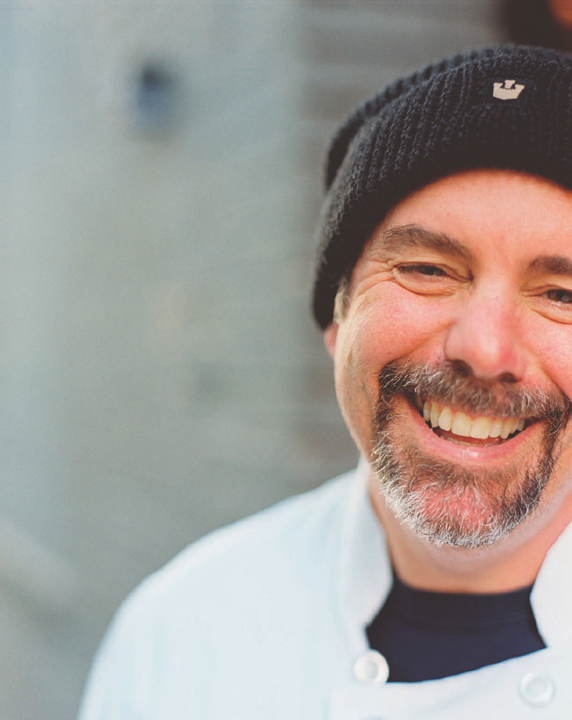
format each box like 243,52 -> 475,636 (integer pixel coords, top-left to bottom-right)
312,45 -> 572,330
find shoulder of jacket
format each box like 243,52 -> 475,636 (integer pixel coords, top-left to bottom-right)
119,467 -> 358,618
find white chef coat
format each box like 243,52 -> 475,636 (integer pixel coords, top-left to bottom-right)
77,458 -> 572,719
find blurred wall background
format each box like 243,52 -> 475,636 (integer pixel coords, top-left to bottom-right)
0,2 -> 512,718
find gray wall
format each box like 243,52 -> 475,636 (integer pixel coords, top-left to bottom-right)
0,2 -> 507,718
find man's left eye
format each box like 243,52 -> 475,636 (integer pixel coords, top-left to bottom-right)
546,288 -> 572,304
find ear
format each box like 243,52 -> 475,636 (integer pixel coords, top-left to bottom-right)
323,322 -> 339,358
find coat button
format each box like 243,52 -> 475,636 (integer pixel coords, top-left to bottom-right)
354,650 -> 390,684
519,672 -> 555,707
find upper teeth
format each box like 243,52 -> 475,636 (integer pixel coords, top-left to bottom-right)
422,400 -> 525,440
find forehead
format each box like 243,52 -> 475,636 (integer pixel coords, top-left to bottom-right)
363,169 -> 572,266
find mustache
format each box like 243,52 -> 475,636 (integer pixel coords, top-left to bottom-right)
377,360 -> 572,426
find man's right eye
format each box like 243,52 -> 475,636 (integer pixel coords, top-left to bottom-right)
391,262 -> 463,295
398,264 -> 447,277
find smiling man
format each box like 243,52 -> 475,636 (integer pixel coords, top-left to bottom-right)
79,46 -> 572,719
327,171 -> 572,584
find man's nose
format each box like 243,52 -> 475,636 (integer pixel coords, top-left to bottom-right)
443,291 -> 527,382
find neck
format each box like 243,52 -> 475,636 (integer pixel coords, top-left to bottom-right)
368,470 -> 572,594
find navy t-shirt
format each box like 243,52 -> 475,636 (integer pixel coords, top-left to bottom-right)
366,573 -> 546,682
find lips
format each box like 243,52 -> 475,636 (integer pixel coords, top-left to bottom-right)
414,395 -> 529,444
377,360 -> 572,457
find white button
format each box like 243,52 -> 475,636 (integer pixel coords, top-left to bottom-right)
353,650 -> 389,684
519,672 -> 555,707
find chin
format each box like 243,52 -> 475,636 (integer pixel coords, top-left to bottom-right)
385,479 -> 528,549
372,432 -> 555,549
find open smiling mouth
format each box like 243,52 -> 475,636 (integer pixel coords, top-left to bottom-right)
413,394 -> 533,447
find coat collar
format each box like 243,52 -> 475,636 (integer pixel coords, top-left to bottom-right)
531,519 -> 572,646
338,457 -> 572,652
336,457 -> 391,654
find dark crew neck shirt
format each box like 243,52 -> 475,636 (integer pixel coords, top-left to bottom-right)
366,574 -> 546,682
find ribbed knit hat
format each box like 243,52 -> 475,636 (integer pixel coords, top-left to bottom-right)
312,45 -> 572,330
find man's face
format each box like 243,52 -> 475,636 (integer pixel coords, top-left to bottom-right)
326,169 -> 572,548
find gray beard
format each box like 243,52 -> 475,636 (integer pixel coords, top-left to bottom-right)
372,362 -> 571,549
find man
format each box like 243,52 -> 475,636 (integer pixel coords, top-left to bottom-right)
78,45 -> 572,718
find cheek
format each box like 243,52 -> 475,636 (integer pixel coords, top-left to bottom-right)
332,318 -> 381,453
352,293 -> 452,369
332,294 -> 452,449
524,324 -> 572,403
539,355 -> 572,404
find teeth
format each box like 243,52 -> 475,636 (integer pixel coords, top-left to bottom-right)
470,417 -> 492,439
451,412 -> 471,437
419,399 -> 525,441
423,402 -> 431,422
490,418 -> 503,438
438,406 -> 453,432
500,418 -> 514,440
430,402 -> 440,428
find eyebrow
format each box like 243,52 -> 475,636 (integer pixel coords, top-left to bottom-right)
369,225 -> 572,279
528,255 -> 572,278
370,224 -> 474,262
